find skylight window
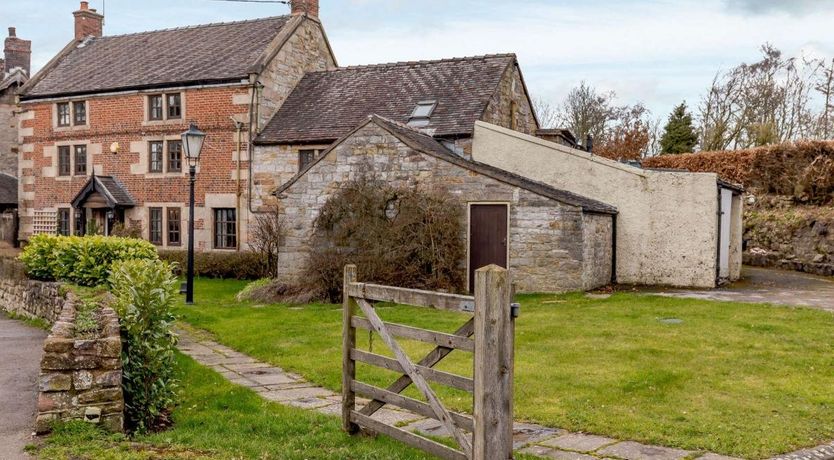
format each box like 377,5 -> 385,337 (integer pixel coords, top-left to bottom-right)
408,100 -> 438,127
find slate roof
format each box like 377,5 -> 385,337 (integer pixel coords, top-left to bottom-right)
256,54 -> 518,144
71,175 -> 136,208
0,173 -> 18,206
21,16 -> 293,99
276,115 -> 617,215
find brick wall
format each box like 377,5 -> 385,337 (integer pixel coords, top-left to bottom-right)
36,293 -> 123,433
275,121 -> 612,293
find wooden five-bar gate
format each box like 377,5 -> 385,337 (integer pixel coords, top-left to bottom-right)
342,264 -> 518,460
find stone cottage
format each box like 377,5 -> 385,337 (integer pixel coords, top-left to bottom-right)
271,115 -> 616,293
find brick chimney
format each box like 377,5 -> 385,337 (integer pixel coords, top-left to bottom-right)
4,27 -> 31,76
73,1 -> 104,40
290,0 -> 319,18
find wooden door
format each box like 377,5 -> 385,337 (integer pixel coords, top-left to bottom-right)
469,204 -> 508,292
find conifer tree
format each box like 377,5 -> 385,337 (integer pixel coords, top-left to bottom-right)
660,102 -> 698,154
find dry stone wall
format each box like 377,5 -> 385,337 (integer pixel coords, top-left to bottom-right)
36,293 -> 123,433
0,257 -> 64,322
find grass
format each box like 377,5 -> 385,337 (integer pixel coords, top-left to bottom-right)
35,352 -> 441,459
177,278 -> 834,458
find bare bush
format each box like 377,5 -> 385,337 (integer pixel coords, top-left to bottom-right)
248,204 -> 285,278
293,177 -> 465,303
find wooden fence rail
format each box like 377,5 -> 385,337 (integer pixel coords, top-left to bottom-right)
342,264 -> 516,460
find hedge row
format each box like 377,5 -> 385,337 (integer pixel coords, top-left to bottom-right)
158,250 -> 268,280
643,140 -> 834,204
20,235 -> 158,286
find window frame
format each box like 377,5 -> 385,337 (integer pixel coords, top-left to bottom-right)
167,140 -> 182,173
74,209 -> 85,236
149,207 -> 163,245
148,94 -> 164,121
73,145 -> 87,175
298,149 -> 317,171
149,141 -> 165,173
72,101 -> 87,126
167,207 -> 181,246
57,208 -> 71,236
213,208 -> 237,250
167,94 -> 182,120
57,146 -> 71,177
56,103 -> 71,127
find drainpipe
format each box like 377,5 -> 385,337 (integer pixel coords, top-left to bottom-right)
247,79 -> 265,214
232,117 -> 244,251
611,214 -> 618,285
715,185 -> 723,286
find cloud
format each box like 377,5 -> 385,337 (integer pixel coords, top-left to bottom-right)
724,0 -> 834,16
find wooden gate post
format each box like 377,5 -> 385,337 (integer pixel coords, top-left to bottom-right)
342,264 -> 359,434
473,264 -> 514,460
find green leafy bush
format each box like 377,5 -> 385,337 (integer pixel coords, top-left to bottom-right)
20,234 -> 158,286
109,258 -> 179,433
158,250 -> 267,280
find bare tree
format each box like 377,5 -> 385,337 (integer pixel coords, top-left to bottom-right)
532,96 -> 559,129
248,204 -> 285,278
556,81 -> 620,147
698,44 -> 822,151
815,58 -> 834,139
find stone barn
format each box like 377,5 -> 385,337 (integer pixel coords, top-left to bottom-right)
271,115 -> 616,293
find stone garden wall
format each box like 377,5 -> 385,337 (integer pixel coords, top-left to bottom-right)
36,293 -> 124,433
0,257 -> 64,323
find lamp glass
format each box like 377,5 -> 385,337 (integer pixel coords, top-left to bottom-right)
181,123 -> 206,164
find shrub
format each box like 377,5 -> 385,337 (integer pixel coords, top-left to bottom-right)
19,234 -> 158,286
158,250 -> 267,280
248,205 -> 285,279
108,259 -> 179,433
301,177 -> 465,302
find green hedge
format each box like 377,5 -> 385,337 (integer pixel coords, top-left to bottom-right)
158,250 -> 268,280
19,234 -> 159,286
109,258 -> 179,432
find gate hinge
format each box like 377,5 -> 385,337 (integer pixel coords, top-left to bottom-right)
510,303 -> 521,319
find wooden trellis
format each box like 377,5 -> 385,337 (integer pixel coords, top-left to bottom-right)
342,264 -> 517,460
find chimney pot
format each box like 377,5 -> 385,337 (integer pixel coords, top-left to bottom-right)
291,0 -> 319,18
74,2 -> 104,40
4,27 -> 31,76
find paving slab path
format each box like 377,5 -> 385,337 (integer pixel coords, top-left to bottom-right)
0,313 -> 47,460
644,266 -> 834,312
177,326 -> 762,460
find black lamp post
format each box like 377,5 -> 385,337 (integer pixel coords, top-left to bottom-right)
181,122 -> 206,305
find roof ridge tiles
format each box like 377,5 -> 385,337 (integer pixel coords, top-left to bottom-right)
316,53 -> 517,73
88,15 -> 291,41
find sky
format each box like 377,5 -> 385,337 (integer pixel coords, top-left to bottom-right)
3,0 -> 833,122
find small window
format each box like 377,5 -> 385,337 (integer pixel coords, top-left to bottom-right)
168,141 -> 182,173
411,100 -> 437,119
73,101 -> 86,125
149,208 -> 163,245
74,209 -> 85,236
298,149 -> 317,171
57,103 -> 71,127
74,145 -> 87,175
57,208 -> 71,236
149,141 -> 164,173
213,208 -> 237,249
149,95 -> 164,121
57,146 -> 71,176
167,208 -> 181,246
167,94 -> 182,119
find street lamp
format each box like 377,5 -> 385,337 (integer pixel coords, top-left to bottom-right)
182,122 -> 206,305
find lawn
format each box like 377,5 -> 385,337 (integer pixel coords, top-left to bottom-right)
35,352 -> 439,459
176,278 -> 834,458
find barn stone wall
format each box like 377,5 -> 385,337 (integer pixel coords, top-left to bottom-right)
275,121 -> 613,293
